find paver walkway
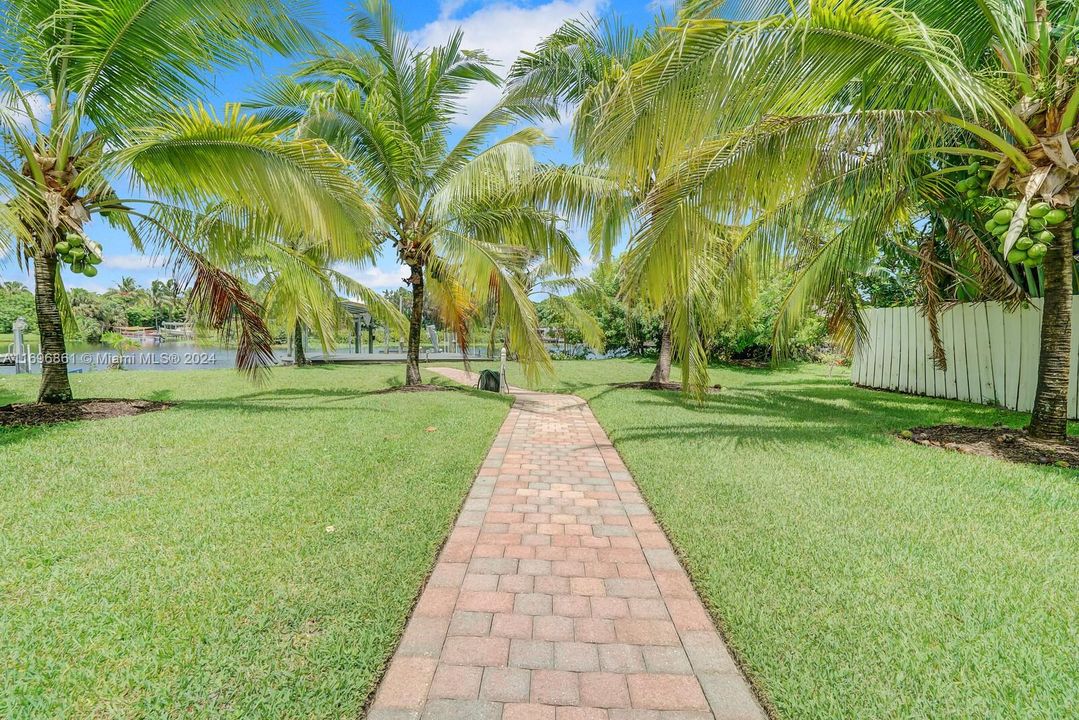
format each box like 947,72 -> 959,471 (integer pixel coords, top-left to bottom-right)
368,368 -> 766,720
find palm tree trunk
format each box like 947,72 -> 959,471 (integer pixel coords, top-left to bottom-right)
649,316 -> 672,384
34,249 -> 72,404
405,263 -> 424,386
1029,219 -> 1072,442
293,318 -> 308,366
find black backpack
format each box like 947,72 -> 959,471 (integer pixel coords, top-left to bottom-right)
477,369 -> 500,392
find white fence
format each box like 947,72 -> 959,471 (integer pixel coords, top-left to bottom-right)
850,298 -> 1079,419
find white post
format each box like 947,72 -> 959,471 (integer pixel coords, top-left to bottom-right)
499,345 -> 508,394
12,317 -> 27,374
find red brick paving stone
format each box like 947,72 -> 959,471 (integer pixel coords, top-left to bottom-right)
531,669 -> 581,705
504,703 -> 557,720
579,672 -> 631,708
372,656 -> 437,709
627,674 -> 710,712
492,613 -> 534,639
557,708 -> 610,720
370,369 -> 766,720
480,666 -> 532,703
428,665 -> 483,700
441,636 -> 509,667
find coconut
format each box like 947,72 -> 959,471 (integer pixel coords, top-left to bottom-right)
67,234 -> 84,247
54,241 -> 70,254
1016,236 -> 1034,251
984,219 -> 999,233
1044,209 -> 1068,225
1028,217 -> 1047,232
1028,243 -> 1048,259
1023,257 -> 1041,267
1035,230 -> 1055,244
83,264 -> 98,277
71,259 -> 85,273
993,209 -> 1014,225
1004,200 -> 1019,211
1029,202 -> 1051,218
1007,248 -> 1027,264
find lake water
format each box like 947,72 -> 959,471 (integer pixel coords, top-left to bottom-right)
0,339 -> 491,374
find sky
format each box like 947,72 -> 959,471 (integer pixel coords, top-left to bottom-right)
1,0 -> 664,296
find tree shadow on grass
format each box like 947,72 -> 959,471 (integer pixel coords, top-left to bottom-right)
602,380 -> 1028,455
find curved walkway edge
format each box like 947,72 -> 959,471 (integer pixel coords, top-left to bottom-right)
368,368 -> 767,720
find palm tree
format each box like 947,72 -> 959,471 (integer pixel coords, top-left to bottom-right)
0,0 -> 372,403
252,0 -> 601,385
521,258 -> 605,352
506,14 -> 687,384
596,0 -> 1079,440
239,229 -> 404,367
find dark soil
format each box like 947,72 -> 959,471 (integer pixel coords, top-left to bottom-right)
372,384 -> 455,395
899,424 -> 1079,468
0,398 -> 172,428
613,381 -> 722,394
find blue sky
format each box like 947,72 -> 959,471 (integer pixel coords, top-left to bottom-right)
2,0 -> 662,295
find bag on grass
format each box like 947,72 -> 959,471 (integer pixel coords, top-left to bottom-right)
477,369 -> 500,392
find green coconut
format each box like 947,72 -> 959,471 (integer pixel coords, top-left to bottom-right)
1004,200 -> 1019,210
69,247 -> 86,260
984,219 -> 999,233
966,189 -> 979,199
87,252 -> 102,265
71,259 -> 85,273
993,209 -> 1014,225
54,241 -> 70,254
1028,217 -> 1047,232
1029,202 -> 1051,218
82,264 -> 98,277
1007,248 -> 1028,264
1023,257 -> 1041,267
1028,243 -> 1048,259
1035,230 -> 1055,244
1044,209 -> 1068,225
66,234 -> 84,247
1015,236 -> 1034,251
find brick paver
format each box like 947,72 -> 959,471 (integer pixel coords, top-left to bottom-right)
368,369 -> 766,720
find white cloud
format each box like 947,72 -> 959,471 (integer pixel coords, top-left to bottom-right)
102,254 -> 168,271
410,0 -> 606,127
337,263 -> 410,292
3,92 -> 50,131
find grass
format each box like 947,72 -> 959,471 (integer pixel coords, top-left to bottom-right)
0,365 -> 511,719
464,358 -> 1079,720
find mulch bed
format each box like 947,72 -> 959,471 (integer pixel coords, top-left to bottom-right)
371,384 -> 455,395
612,381 -> 723,394
899,424 -> 1079,468
0,399 -> 172,428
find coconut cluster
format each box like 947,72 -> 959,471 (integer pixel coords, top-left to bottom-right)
55,232 -> 102,277
956,162 -> 1072,268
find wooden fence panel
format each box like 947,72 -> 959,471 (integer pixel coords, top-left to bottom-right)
852,298 -> 1079,419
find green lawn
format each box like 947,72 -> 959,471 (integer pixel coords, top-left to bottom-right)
472,358 -> 1079,720
0,366 -> 511,719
